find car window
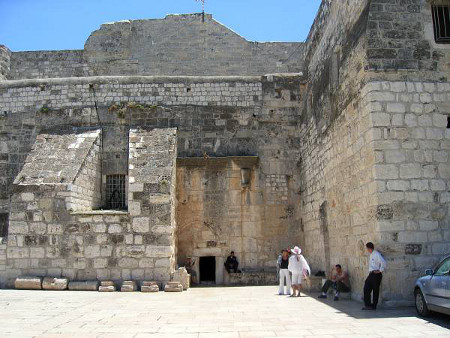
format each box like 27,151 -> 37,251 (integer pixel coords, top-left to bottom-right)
435,258 -> 450,276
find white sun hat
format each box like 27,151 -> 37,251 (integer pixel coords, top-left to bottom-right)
292,246 -> 302,255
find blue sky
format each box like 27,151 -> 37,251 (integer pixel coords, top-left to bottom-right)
0,0 -> 321,52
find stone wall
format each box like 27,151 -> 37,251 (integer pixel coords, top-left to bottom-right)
0,127 -> 177,288
299,83 -> 378,299
0,45 -> 11,81
6,14 -> 304,80
176,157 -> 300,283
9,51 -> 88,80
367,80 -> 450,304
367,0 -> 450,79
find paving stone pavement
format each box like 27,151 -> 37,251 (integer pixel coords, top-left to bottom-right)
0,286 -> 449,338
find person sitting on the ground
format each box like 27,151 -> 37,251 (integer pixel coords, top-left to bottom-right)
224,251 -> 240,273
277,249 -> 291,295
184,257 -> 197,285
318,264 -> 351,301
288,246 -> 310,297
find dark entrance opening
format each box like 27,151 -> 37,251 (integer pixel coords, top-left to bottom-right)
199,256 -> 216,284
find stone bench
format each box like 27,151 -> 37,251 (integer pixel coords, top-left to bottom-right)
164,282 -> 183,292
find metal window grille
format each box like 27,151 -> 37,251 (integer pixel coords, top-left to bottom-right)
106,175 -> 126,210
432,5 -> 450,43
0,213 -> 8,238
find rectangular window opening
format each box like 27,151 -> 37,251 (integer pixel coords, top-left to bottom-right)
0,213 -> 9,241
105,174 -> 126,210
432,5 -> 450,43
447,116 -> 450,129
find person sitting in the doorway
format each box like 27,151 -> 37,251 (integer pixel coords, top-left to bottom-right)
184,257 -> 197,285
277,249 -> 291,295
224,251 -> 240,273
318,264 -> 351,301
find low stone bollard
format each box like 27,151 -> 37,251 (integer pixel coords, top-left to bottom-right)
121,280 -> 137,292
68,281 -> 99,291
141,281 -> 159,293
15,277 -> 42,290
98,281 -> 116,292
42,277 -> 68,290
164,281 -> 183,292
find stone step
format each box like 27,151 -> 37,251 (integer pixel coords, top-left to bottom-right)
15,277 -> 42,290
68,281 -> 99,291
42,277 -> 68,290
100,280 -> 115,287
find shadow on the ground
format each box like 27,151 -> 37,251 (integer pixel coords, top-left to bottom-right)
305,291 -> 450,330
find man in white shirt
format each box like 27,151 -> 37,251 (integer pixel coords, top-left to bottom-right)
363,242 -> 386,310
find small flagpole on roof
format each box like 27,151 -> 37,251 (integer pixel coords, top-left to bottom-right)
195,0 -> 206,22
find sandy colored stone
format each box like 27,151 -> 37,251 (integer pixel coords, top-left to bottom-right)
121,280 -> 137,292
15,277 -> 42,290
98,285 -> 115,292
164,282 -> 182,292
68,281 -> 99,291
42,277 -> 68,290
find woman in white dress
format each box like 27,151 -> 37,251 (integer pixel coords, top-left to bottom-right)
288,246 -> 311,297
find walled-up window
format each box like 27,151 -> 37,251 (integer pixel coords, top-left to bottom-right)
432,4 -> 450,43
105,174 -> 126,210
0,213 -> 8,241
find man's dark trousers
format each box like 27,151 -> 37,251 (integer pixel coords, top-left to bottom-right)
321,280 -> 350,294
364,272 -> 382,308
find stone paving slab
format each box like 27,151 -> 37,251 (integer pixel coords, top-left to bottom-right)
0,286 -> 449,338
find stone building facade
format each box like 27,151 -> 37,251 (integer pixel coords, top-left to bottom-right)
0,1 -> 449,305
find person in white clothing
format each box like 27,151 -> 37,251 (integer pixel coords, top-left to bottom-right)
277,249 -> 291,295
288,246 -> 311,297
363,242 -> 387,310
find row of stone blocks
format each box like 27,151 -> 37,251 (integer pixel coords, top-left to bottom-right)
14,277 -> 184,292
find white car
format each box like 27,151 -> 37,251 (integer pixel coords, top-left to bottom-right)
414,255 -> 450,316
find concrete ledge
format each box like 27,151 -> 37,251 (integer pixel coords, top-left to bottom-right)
228,271 -> 277,286
0,75 -> 264,89
15,277 -> 42,290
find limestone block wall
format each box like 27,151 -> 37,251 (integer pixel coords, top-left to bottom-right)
6,14 -> 304,80
367,0 -> 450,79
176,156 -> 301,282
367,80 -> 450,303
0,45 -> 11,81
128,128 -> 178,282
0,127 -> 178,288
300,84 -> 378,297
9,51 -> 89,80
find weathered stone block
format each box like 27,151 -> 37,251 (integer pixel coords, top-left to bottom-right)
98,285 -> 115,292
68,281 -> 99,291
42,277 -> 68,290
140,280 -> 159,293
121,280 -> 137,292
15,276 -> 42,290
164,281 -> 182,292
172,267 -> 190,291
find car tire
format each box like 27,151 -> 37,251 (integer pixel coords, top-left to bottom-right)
415,289 -> 430,317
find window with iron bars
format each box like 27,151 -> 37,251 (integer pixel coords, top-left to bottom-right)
105,174 -> 126,210
432,4 -> 450,43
